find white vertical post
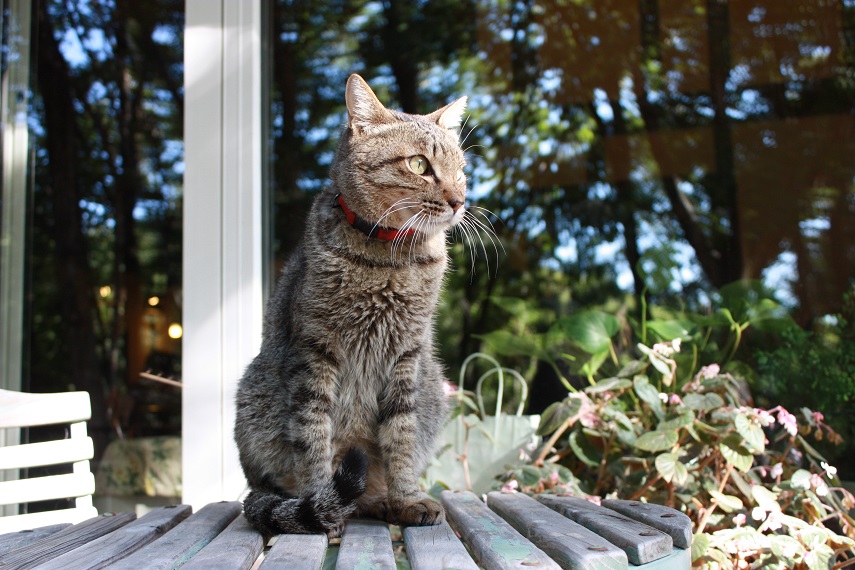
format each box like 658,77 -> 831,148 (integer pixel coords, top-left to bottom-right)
183,0 -> 264,509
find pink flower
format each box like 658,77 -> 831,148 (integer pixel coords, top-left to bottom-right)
813,411 -> 824,422
765,511 -> 783,532
776,408 -> 798,437
550,471 -> 560,485
810,473 -> 829,496
733,513 -> 747,527
770,463 -> 783,479
697,364 -> 720,380
754,409 -> 775,427
501,480 -> 519,492
821,461 -> 838,479
443,381 -> 459,396
668,393 -> 683,405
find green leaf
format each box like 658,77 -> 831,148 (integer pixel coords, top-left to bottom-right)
658,412 -> 695,430
647,319 -> 694,341
569,429 -> 601,467
585,377 -> 633,394
536,400 -> 579,436
475,330 -> 543,358
769,534 -> 803,561
682,392 -> 724,412
691,533 -> 710,562
634,429 -> 679,452
796,434 -> 829,463
580,349 -> 610,379
735,413 -> 766,453
791,469 -> 812,490
803,544 -> 834,570
520,465 -> 543,487
616,359 -> 647,378
655,452 -> 688,485
708,489 -> 743,512
633,375 -> 664,420
554,311 -> 619,354
719,435 -> 753,472
490,296 -> 530,316
752,486 -> 780,511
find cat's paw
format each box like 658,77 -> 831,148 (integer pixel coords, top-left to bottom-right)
388,494 -> 445,526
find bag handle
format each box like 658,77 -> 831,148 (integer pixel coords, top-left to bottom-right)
458,352 -> 528,417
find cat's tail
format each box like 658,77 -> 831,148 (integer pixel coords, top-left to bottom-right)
242,448 -> 368,536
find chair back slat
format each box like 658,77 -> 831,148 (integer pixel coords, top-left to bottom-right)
0,389 -> 98,532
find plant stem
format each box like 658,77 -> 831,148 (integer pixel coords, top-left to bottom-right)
535,414 -> 576,466
697,463 -> 734,534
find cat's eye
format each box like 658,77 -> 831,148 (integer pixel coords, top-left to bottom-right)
408,155 -> 430,175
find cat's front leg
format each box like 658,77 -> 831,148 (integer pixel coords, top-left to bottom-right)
377,349 -> 445,526
289,352 -> 339,496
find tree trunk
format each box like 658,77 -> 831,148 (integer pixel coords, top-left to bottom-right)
36,2 -> 109,457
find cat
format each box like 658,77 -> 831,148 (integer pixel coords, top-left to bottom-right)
234,73 -> 468,537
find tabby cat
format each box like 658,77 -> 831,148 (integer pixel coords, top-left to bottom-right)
234,74 -> 468,537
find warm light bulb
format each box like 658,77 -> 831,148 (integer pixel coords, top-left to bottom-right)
148,296 -> 160,306
167,323 -> 183,339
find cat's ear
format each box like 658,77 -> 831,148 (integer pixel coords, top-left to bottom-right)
429,96 -> 468,130
346,74 -> 394,135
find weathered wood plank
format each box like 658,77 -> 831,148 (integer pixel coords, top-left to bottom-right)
33,505 -> 191,570
631,545 -> 691,570
0,512 -> 136,570
403,519 -> 479,570
336,519 -> 396,570
0,524 -> 70,556
259,533 -> 327,570
486,492 -> 627,570
536,495 -> 672,565
441,490 -> 561,570
600,500 -> 693,550
181,514 -> 264,570
109,501 -> 242,570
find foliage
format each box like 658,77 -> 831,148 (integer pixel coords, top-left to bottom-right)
753,291 -> 855,471
476,290 -> 855,568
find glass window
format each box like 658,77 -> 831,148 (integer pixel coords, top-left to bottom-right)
266,0 -> 854,472
2,0 -> 184,516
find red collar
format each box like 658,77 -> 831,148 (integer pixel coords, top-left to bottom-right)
334,194 -> 417,241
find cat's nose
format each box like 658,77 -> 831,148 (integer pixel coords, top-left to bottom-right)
448,198 -> 464,212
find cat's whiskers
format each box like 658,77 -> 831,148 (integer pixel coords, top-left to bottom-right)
373,198 -> 420,234
447,205 -> 503,279
391,209 -> 425,264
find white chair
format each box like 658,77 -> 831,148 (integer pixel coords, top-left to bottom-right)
0,389 -> 98,532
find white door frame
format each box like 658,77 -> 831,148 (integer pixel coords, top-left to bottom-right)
182,0 -> 264,509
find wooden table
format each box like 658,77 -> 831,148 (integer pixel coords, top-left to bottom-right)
0,491 -> 692,569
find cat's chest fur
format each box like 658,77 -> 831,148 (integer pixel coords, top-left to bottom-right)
305,250 -> 446,439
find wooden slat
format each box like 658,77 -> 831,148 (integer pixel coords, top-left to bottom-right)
336,519 -> 396,570
33,505 -> 191,570
441,490 -> 561,570
0,438 -> 94,470
600,500 -> 693,550
536,495 -> 672,565
108,501 -> 242,570
0,505 -> 98,534
0,390 -> 91,428
403,520 -> 479,570
181,514 -> 264,570
0,524 -> 70,556
486,492 -> 627,570
0,512 -> 136,570
259,533 -> 327,569
0,472 -> 95,505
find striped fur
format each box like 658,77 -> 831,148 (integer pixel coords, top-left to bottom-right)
234,74 -> 467,537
